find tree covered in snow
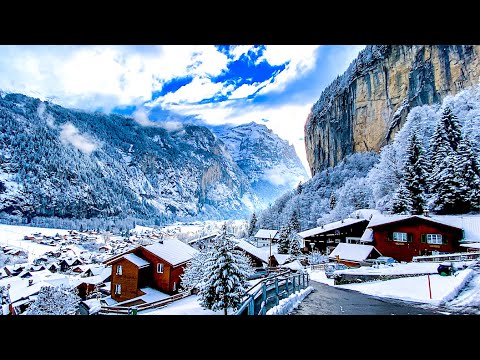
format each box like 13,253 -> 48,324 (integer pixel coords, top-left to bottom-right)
197,224 -> 254,315
390,128 -> 427,214
288,234 -> 302,256
455,136 -> 480,211
277,225 -> 291,254
25,285 -> 81,315
180,249 -> 211,291
0,285 -> 11,315
247,212 -> 258,237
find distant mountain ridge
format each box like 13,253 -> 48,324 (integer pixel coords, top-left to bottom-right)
0,93 -> 259,224
213,122 -> 309,208
0,93 -> 307,226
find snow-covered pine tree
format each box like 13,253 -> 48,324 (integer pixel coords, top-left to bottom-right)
289,210 -> 301,233
288,233 -> 302,256
25,285 -> 81,315
247,212 -> 258,237
390,182 -> 411,214
277,225 -> 291,254
198,224 -> 254,315
180,249 -> 211,291
454,135 -> 480,212
401,129 -> 427,214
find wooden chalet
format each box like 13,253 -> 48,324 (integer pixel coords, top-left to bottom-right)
234,238 -> 273,268
253,229 -> 279,248
363,214 -> 480,262
103,240 -> 198,303
298,217 -> 370,254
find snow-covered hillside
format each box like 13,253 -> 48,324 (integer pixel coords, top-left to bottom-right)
214,122 -> 309,209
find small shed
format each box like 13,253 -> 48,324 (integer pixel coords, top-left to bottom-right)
328,243 -> 382,267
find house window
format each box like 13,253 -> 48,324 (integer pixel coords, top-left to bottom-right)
115,284 -> 121,295
157,263 -> 164,273
427,234 -> 443,245
173,281 -> 177,291
116,265 -> 122,275
392,232 -> 408,242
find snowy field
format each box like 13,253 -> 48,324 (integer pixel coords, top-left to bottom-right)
0,224 -> 70,262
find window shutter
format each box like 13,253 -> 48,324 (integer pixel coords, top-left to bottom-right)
407,233 -> 413,242
421,234 -> 426,243
387,232 -> 393,241
442,236 -> 448,245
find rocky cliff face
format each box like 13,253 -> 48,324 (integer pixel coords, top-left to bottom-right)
305,45 -> 480,175
213,122 -> 309,209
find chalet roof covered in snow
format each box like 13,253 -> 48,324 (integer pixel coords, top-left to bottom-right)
235,239 -> 277,264
123,253 -> 150,268
298,218 -> 367,238
360,228 -> 374,242
273,253 -> 292,265
367,214 -> 480,242
328,243 -> 382,262
144,240 -> 198,266
280,260 -> 303,271
254,229 -> 278,239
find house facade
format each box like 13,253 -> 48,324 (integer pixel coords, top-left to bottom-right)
104,240 -> 198,303
368,215 -> 464,262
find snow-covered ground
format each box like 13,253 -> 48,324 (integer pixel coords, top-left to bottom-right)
308,263 -> 477,307
0,224 -> 69,262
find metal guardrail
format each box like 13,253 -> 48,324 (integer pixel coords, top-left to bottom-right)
412,251 -> 480,263
235,270 -> 310,315
99,291 -> 191,315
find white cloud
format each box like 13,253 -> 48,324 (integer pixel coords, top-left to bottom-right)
229,83 -> 261,99
133,108 -> 156,127
229,45 -> 258,60
59,122 -> 100,155
37,102 -> 56,129
133,108 -> 182,131
159,76 -> 227,105
256,45 -> 321,95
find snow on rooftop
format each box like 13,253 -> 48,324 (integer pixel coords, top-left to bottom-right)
280,260 -> 303,271
328,243 -> 381,262
123,253 -> 150,268
298,218 -> 367,238
235,238 -> 277,263
367,214 -> 480,243
360,228 -> 374,242
254,229 -> 278,239
273,253 -> 292,265
144,240 -> 198,266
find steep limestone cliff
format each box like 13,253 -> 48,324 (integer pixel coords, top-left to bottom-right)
305,45 -> 480,175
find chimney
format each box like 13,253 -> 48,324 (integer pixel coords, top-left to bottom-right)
28,279 -> 33,286
423,209 -> 429,217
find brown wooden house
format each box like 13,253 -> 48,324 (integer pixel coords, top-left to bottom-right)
104,240 -> 198,303
298,218 -> 370,254
366,214 -> 466,262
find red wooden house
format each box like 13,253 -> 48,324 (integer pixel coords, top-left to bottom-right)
364,214 -> 469,262
104,240 -> 198,303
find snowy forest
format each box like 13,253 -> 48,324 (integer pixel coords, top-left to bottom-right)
0,93 -> 261,230
257,83 -> 480,232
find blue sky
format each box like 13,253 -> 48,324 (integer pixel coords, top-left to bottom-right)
0,45 -> 365,174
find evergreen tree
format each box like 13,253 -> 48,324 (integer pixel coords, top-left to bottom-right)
454,136 -> 480,212
288,234 -> 302,256
25,285 -> 80,315
329,193 -> 337,210
390,182 -> 411,214
296,181 -> 303,194
277,225 -> 291,254
180,250 -> 210,291
247,212 -> 258,237
401,129 -> 427,214
198,224 -> 254,315
289,210 -> 301,233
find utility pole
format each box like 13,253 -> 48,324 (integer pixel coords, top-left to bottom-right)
269,234 -> 272,268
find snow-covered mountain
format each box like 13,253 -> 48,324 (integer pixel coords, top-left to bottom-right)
0,93 -> 259,224
213,122 -> 309,209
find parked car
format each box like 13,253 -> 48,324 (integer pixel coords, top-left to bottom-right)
324,263 -> 349,278
375,256 -> 398,265
437,261 -> 455,276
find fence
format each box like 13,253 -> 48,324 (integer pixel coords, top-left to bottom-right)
235,270 -> 310,315
412,251 -> 480,263
99,291 -> 191,315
